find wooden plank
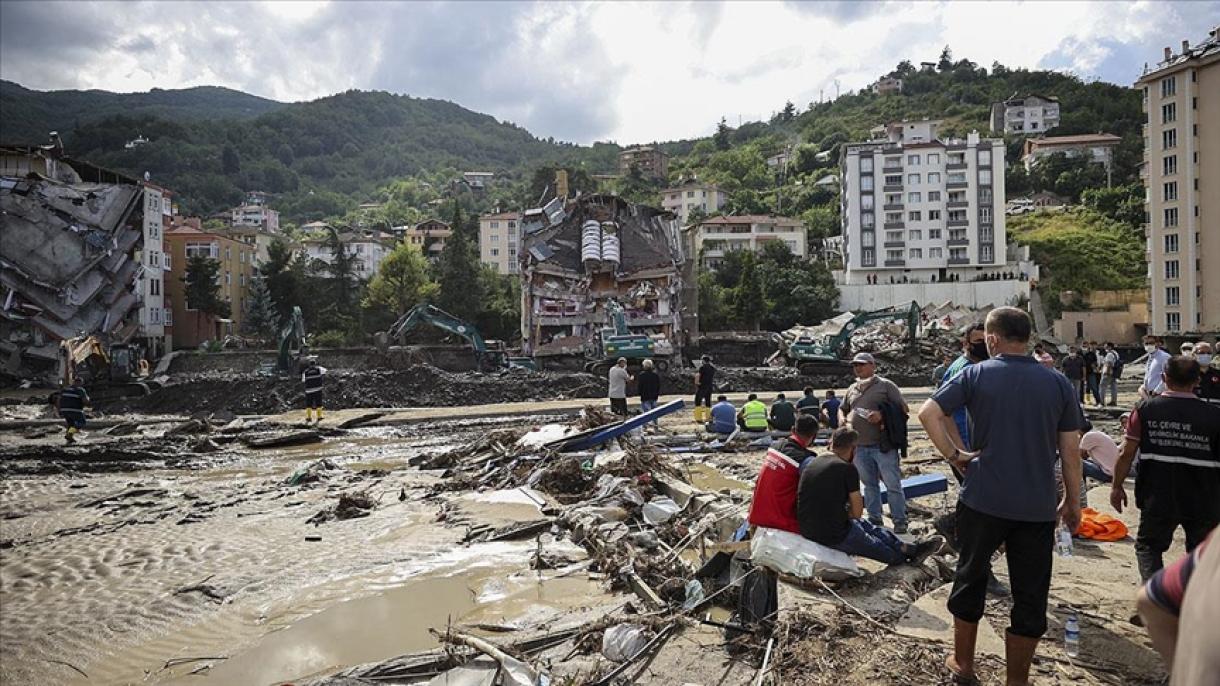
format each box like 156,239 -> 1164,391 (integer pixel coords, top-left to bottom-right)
559,399 -> 685,452
625,572 -> 665,609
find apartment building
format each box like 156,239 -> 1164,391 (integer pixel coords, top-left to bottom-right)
229,192 -> 280,234
479,211 -> 522,273
1137,27 -> 1220,336
618,146 -> 669,180
990,94 -> 1060,135
838,120 -> 1029,308
1021,133 -> 1122,173
138,182 -> 173,356
164,222 -> 256,348
402,219 -> 452,262
660,182 -> 728,226
871,76 -> 904,95
690,215 -> 807,270
300,231 -> 394,280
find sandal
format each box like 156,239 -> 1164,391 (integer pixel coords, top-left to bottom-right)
946,656 -> 980,685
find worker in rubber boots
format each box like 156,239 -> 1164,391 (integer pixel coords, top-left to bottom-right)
693,355 -> 715,423
737,393 -> 769,432
57,379 -> 90,444
301,356 -> 327,423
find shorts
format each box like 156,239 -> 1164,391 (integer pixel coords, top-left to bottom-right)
305,390 -> 323,407
63,413 -> 86,429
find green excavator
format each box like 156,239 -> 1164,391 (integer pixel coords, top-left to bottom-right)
786,301 -> 920,374
384,303 -> 535,372
583,299 -> 672,376
276,306 -> 309,374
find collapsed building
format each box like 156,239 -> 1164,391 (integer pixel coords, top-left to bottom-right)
519,194 -> 692,366
1,143 -> 153,383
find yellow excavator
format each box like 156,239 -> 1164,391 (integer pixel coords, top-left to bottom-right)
57,335 -> 154,400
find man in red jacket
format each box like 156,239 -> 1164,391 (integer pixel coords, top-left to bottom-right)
748,414 -> 819,533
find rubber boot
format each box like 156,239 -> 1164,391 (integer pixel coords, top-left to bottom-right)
65,427 -> 76,444
693,407 -> 703,424
305,408 -> 313,423
316,408 -> 324,422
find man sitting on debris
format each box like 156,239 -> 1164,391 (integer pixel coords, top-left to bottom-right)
769,393 -> 796,432
796,386 -> 820,417
707,395 -> 737,434
608,357 -> 632,416
738,393 -> 769,432
1080,419 -> 1123,485
748,414 -> 820,534
797,426 -> 943,564
821,390 -> 841,429
57,379 -> 90,444
301,356 -> 327,424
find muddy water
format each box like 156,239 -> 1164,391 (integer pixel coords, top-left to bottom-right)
0,421 -> 610,686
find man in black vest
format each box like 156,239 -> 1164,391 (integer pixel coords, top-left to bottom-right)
1111,356 -> 1220,582
57,380 -> 90,443
301,356 -> 327,424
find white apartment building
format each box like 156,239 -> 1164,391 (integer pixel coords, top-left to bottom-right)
301,232 -> 392,280
990,94 -> 1061,135
138,183 -> 173,354
1137,28 -> 1220,336
230,203 -> 280,233
839,120 -> 1031,309
690,215 -> 807,270
660,183 -> 728,227
479,211 -> 522,273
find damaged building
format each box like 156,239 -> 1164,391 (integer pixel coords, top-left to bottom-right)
1,142 -> 158,383
519,194 -> 693,367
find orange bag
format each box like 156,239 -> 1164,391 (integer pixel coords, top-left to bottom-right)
1075,507 -> 1129,541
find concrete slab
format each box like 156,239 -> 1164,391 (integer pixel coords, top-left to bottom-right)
894,583 -> 1004,657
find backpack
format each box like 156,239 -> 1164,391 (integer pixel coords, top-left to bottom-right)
1112,355 -> 1124,380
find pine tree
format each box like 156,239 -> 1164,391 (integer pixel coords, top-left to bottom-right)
243,274 -> 278,340
434,202 -> 485,320
732,255 -> 763,330
714,117 -> 732,151
326,226 -> 358,311
938,46 -> 953,72
183,255 -> 231,339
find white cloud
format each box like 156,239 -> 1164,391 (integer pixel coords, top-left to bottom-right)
1,0 -> 1215,143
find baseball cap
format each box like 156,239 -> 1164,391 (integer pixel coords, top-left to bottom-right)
850,352 -> 876,365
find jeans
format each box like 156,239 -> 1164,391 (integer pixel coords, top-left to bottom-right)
948,503 -> 1054,638
1101,374 -> 1118,405
640,399 -> 657,426
1071,377 -> 1085,403
1081,459 -> 1112,483
1087,372 -> 1102,405
834,518 -> 908,564
694,387 -> 713,407
1135,503 -> 1218,582
855,445 -> 906,526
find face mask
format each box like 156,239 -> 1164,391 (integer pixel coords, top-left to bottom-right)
969,340 -> 989,361
1144,345 -> 1156,353
1198,354 -> 1213,366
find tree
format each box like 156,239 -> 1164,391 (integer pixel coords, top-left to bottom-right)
714,117 -> 732,151
892,60 -> 915,77
364,241 -> 437,316
221,144 -> 240,175
1082,183 -> 1143,231
731,255 -> 763,330
778,101 -> 797,123
434,202 -> 485,320
696,271 -> 730,332
243,274 -> 278,340
182,255 -> 231,338
261,237 -> 304,321
938,46 -> 953,72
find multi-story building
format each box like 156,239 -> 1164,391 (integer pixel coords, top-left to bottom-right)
402,219 -> 452,262
990,94 -> 1060,135
137,182 -> 173,356
229,200 -> 280,234
164,221 -> 256,348
300,231 -> 394,280
618,146 -> 669,180
690,215 -> 807,270
1137,27 -> 1220,336
660,182 -> 728,226
838,120 -> 1032,309
479,211 -> 522,273
1021,133 -> 1122,174
871,76 -> 904,95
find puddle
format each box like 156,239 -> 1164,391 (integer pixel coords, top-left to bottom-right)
684,463 -> 750,492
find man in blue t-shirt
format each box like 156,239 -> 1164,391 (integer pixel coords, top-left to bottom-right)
942,323 -> 987,455
919,307 -> 1084,686
707,395 -> 737,434
820,390 -> 841,430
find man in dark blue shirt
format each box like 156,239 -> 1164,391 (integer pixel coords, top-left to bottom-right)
919,307 -> 1084,686
820,390 -> 841,429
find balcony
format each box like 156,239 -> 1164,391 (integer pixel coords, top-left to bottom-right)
946,181 -> 969,190
947,237 -> 970,246
883,221 -> 905,230
947,218 -> 970,227
948,257 -> 970,265
882,165 -> 903,173
883,184 -> 903,192
883,240 -> 905,248
882,203 -> 903,211
884,259 -> 906,267
947,200 -> 969,208
946,162 -> 967,171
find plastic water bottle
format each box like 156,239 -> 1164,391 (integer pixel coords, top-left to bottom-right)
1064,613 -> 1080,658
1056,523 -> 1074,557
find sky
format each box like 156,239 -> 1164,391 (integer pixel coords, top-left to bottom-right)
1,1 -> 1217,145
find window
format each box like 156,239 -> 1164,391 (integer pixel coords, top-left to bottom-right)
979,170 -> 992,185
979,188 -> 992,204
1164,182 -> 1178,201
948,209 -> 968,222
886,211 -> 903,223
1163,129 -> 1177,149
490,234 -> 499,242
163,252 -> 171,270
909,248 -> 923,259
861,195 -> 875,210
225,247 -> 231,260
240,274 -> 246,287
928,191 -> 941,202
860,176 -> 874,191
885,175 -> 903,186
508,221 -> 516,229
927,154 -> 939,164
1166,286 -> 1180,306
686,191 -> 695,198
150,279 -> 160,296
907,154 -> 921,165
508,248 -> 516,257
885,156 -> 901,167
1161,76 -> 1175,98
949,228 -> 968,241
928,210 -> 942,221
981,244 -> 993,262
491,248 -> 500,256
1166,312 -> 1180,332
908,230 -> 922,240
860,157 -> 874,172
861,232 -> 875,247
240,251 -> 246,264
1163,156 -> 1177,175
980,206 -> 992,223
1162,102 -> 1176,123
927,172 -> 941,184
907,173 -> 921,185
1165,260 -> 1179,279
861,212 -> 874,228
1164,207 -> 1179,227
978,150 -> 992,166
886,193 -> 902,205
947,172 -> 966,184
164,308 -> 173,326
929,247 -> 943,259
929,228 -> 942,239
886,231 -> 903,243
185,241 -> 218,259
1165,234 -> 1179,253
979,227 -> 993,243
908,192 -> 922,203
908,211 -> 922,221
949,247 -> 967,261
886,249 -> 904,261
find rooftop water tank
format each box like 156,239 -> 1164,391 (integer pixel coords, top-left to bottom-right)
600,221 -> 620,267
581,219 -> 602,267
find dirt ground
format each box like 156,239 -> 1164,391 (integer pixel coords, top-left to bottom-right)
0,374 -> 1182,686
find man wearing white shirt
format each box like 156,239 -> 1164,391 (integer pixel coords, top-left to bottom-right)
1141,335 -> 1171,399
1079,421 -> 1123,484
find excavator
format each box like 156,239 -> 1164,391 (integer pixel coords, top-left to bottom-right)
276,306 -> 308,374
786,301 -> 920,374
583,299 -> 672,376
57,335 -> 154,400
382,303 -> 535,372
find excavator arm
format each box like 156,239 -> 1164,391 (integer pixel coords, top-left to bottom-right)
277,306 -> 307,372
388,304 -> 488,353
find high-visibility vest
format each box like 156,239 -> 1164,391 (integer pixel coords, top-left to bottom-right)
742,400 -> 768,430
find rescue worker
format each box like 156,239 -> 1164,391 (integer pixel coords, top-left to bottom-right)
693,355 -> 716,423
747,414 -> 820,534
769,393 -> 797,432
57,379 -> 90,444
738,393 -> 769,432
301,356 -> 327,423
